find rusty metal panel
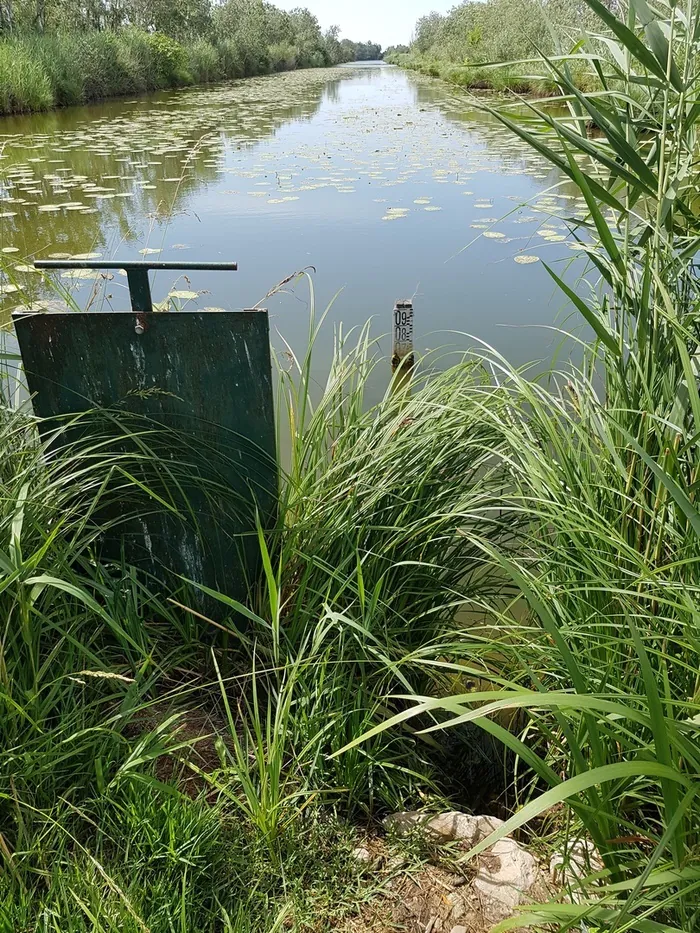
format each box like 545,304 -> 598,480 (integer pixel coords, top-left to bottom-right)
12,310 -> 277,606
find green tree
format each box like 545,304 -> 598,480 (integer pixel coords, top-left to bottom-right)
413,11 -> 444,54
129,0 -> 212,39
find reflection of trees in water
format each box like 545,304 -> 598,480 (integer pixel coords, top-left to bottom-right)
0,68 -> 362,271
322,77 -> 344,105
326,62 -> 418,105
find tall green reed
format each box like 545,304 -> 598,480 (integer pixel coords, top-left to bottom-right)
193,282 -> 522,814
340,1 -> 700,929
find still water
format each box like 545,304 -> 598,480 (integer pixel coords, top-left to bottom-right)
0,63 -> 585,380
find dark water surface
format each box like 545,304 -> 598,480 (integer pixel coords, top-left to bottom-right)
0,63 -> 586,382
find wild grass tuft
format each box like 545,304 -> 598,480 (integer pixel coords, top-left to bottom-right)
0,41 -> 53,113
352,0 -> 700,929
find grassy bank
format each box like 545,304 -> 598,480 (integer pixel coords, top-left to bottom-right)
385,0 -> 601,94
385,51 -> 560,95
0,0 -> 383,116
0,29 -> 347,116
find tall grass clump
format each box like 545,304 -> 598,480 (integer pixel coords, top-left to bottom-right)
24,33 -> 85,106
0,310 -> 531,927
0,31 -> 192,113
188,39 -> 224,84
189,302 -> 522,815
0,376 -> 390,928
349,0 -> 700,928
0,403 -> 211,926
0,40 -> 53,113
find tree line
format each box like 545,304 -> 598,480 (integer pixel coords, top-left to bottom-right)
0,1 -> 381,68
0,1 -> 382,114
390,0 -> 598,67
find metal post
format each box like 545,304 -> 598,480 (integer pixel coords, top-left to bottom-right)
126,268 -> 154,313
392,299 -> 414,376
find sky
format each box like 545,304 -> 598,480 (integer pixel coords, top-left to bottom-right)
276,0 -> 455,50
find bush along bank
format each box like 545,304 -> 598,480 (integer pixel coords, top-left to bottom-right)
0,28 -> 381,116
384,0 -> 601,94
384,52 -> 560,95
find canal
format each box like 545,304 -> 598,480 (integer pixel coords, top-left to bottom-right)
0,62 -> 584,381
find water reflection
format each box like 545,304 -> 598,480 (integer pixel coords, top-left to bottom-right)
0,64 -> 586,381
0,69 -> 346,276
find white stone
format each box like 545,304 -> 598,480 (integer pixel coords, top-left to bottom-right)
450,926 -> 468,933
384,810 -> 505,845
550,838 -> 603,902
446,892 -> 466,920
383,810 -> 433,836
473,837 -> 539,924
351,845 -> 373,864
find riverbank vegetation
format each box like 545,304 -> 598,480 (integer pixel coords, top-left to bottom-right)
382,0 -> 700,926
3,0 -> 700,929
0,0 -> 382,115
386,0 -> 598,93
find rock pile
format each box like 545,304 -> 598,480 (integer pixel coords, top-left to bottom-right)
383,810 -> 544,928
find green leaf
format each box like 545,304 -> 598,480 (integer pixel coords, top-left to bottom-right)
629,0 -> 683,91
582,0 -> 678,86
543,263 -> 621,357
462,760 -> 692,862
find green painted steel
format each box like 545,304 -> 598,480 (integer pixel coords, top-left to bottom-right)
33,260 -> 240,314
12,309 -> 277,606
125,268 -> 155,313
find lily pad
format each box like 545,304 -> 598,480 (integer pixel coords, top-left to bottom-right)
61,270 -> 109,280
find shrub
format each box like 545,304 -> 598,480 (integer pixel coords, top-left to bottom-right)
268,41 -> 298,72
218,38 -> 246,78
307,49 -> 326,69
118,29 -> 160,94
145,32 -> 191,88
76,31 -> 135,100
